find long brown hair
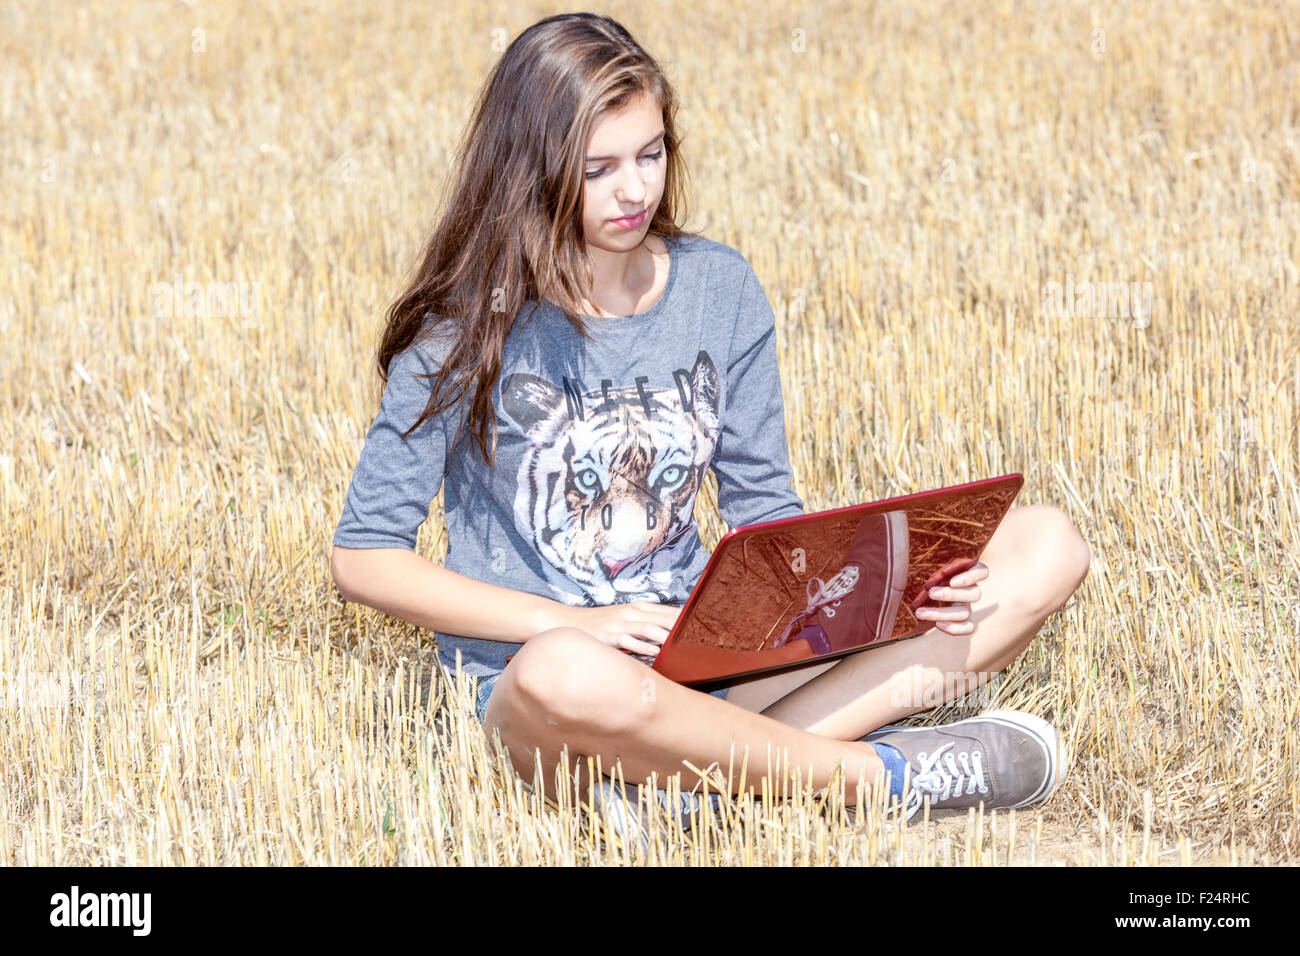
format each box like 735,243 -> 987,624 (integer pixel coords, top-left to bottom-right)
374,12 -> 701,468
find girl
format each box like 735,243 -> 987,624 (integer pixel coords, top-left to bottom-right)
330,13 -> 1091,832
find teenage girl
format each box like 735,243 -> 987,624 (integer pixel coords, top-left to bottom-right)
331,12 -> 1091,823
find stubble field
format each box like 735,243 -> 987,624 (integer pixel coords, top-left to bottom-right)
1,0 -> 1296,864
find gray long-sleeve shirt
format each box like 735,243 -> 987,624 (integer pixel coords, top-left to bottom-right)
332,233 -> 805,681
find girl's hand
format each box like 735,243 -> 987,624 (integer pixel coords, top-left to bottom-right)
914,561 -> 988,635
572,601 -> 682,659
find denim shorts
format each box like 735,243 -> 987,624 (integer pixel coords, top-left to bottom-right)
472,671 -> 730,725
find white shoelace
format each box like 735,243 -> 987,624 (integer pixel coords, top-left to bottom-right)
772,565 -> 860,647
904,743 -> 989,818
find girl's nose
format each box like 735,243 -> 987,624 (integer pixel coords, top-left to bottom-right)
615,167 -> 648,203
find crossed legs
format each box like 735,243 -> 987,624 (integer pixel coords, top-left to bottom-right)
481,504 -> 1090,806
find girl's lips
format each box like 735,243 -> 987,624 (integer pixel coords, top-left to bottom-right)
609,209 -> 647,229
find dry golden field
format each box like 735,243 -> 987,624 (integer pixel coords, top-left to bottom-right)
1,0 -> 1297,865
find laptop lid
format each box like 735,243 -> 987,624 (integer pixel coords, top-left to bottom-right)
648,473 -> 1024,687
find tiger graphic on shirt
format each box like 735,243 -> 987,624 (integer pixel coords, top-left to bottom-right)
500,349 -> 721,607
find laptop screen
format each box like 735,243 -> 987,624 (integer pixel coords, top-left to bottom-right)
652,473 -> 1023,685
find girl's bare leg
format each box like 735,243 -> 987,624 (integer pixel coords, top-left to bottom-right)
480,503 -> 1087,804
725,504 -> 1091,736
482,629 -> 885,805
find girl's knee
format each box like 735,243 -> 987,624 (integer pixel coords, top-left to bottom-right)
995,505 -> 1090,615
506,627 -> 651,732
1037,506 -> 1091,593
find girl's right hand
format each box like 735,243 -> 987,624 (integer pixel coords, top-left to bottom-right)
572,601 -> 682,659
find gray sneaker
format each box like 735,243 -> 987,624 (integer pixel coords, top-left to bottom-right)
590,778 -> 724,853
863,709 -> 1065,820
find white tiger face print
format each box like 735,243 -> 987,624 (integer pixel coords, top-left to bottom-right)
500,349 -> 721,606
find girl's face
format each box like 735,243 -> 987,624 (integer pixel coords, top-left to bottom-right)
581,93 -> 667,250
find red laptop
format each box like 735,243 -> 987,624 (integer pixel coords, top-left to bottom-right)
649,473 -> 1024,687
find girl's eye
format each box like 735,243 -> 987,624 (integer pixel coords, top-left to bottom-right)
585,150 -> 664,181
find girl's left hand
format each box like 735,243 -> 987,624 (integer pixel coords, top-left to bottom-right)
914,561 -> 988,635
